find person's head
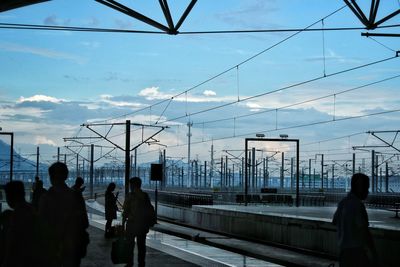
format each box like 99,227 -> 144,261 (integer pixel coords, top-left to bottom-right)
350,173 -> 370,200
48,162 -> 69,186
5,181 -> 26,208
75,176 -> 84,187
34,176 -> 40,182
129,177 -> 142,192
107,182 -> 116,192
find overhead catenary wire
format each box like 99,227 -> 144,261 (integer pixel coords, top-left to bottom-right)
157,58 -> 400,125
190,73 -> 400,126
96,5 -> 349,123
367,36 -> 397,52
1,21 -> 399,34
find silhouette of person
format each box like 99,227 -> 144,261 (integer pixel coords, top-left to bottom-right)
2,180 -> 40,267
38,162 -> 89,267
0,209 -> 12,265
123,177 -> 152,267
31,180 -> 47,210
71,176 -> 85,195
104,182 -> 118,238
333,173 -> 378,267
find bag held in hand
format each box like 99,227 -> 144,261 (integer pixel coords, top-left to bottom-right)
111,237 -> 130,264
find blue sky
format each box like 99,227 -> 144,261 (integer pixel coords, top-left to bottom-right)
0,0 -> 399,169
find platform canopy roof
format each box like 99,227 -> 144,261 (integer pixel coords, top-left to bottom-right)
0,0 -> 49,13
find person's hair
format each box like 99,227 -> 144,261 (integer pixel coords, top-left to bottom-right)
107,182 -> 116,192
34,176 -> 40,181
129,177 -> 142,188
48,162 -> 69,181
75,176 -> 84,186
351,173 -> 369,191
5,181 -> 25,203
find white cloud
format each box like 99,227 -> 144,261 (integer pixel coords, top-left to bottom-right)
203,90 -> 217,96
18,95 -> 64,103
35,136 -> 57,146
0,106 -> 45,119
245,102 -> 263,111
100,95 -> 145,108
0,42 -> 86,64
138,87 -> 171,100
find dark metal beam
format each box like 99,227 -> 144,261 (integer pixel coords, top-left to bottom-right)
344,0 -> 369,27
370,0 -> 380,25
0,0 -> 49,12
159,0 -> 175,33
350,0 -> 370,27
373,9 -> 400,28
175,0 -> 197,32
95,0 -> 170,32
362,32 -> 400,37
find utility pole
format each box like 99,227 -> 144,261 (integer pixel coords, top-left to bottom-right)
133,149 -> 137,176
290,157 -> 294,191
36,146 -> 39,177
187,122 -> 193,188
204,161 -> 207,188
225,155 -> 229,188
280,152 -> 284,189
308,158 -> 312,189
352,153 -> 356,175
210,144 -> 214,187
385,162 -> 389,193
90,144 -> 94,199
266,156 -> 269,187
125,120 -> 131,196
251,148 -> 256,191
163,149 -> 166,188
321,154 -> 324,190
371,150 -> 375,193
57,147 -> 60,162
76,154 -> 79,176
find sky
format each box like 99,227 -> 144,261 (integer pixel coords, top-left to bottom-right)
0,0 -> 399,174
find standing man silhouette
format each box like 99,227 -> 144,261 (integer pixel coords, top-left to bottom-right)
39,162 -> 89,267
333,173 -> 378,267
123,177 -> 152,267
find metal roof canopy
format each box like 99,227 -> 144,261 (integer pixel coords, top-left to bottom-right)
0,0 -> 197,35
0,0 -> 49,12
95,0 -> 197,34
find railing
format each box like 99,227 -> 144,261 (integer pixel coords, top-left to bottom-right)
144,189 -> 213,207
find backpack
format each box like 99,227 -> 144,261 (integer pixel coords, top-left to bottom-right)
145,202 -> 156,227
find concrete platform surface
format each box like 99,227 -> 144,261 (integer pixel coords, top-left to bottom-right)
81,226 -> 198,267
195,204 -> 400,230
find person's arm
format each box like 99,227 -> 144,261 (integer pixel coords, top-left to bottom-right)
122,196 -> 130,225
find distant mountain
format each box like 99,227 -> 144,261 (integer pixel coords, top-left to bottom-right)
0,140 -> 47,171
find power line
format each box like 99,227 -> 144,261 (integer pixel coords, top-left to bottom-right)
137,107 -> 400,156
302,132 -> 366,146
97,5 -> 349,123
367,36 -> 397,52
158,57 -> 399,125
1,22 -> 399,34
189,74 -> 400,126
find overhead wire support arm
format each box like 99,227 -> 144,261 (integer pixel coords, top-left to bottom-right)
130,127 -> 167,151
159,0 -> 175,33
174,0 -> 197,32
95,0 -> 170,32
84,125 -> 125,151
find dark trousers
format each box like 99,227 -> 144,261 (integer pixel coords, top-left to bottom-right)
340,248 -> 372,267
127,234 -> 147,267
105,219 -> 112,234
